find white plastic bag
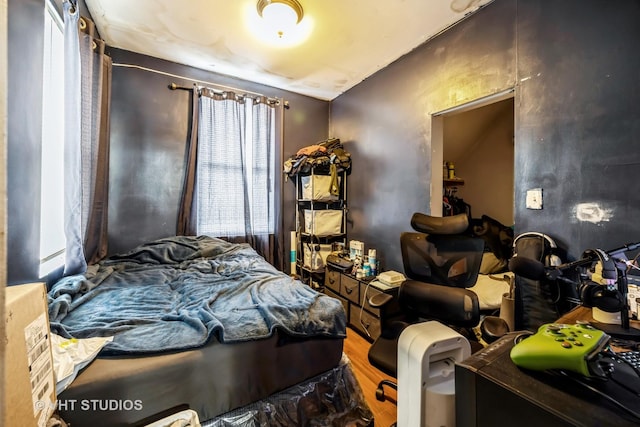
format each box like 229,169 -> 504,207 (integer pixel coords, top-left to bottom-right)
51,334 -> 113,395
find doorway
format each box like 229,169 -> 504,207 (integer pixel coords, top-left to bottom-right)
431,90 -> 515,227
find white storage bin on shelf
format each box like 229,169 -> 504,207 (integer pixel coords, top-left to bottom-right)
304,209 -> 343,236
301,175 -> 341,201
303,242 -> 333,271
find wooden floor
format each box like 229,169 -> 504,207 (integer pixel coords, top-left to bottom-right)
343,327 -> 397,427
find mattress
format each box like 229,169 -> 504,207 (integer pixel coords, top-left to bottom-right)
58,332 -> 344,426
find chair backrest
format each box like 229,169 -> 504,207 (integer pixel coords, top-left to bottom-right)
411,212 -> 469,235
400,232 -> 484,288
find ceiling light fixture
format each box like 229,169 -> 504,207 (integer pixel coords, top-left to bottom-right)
256,0 -> 304,39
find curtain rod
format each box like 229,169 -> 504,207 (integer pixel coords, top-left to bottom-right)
168,83 -> 285,108
112,62 -> 289,108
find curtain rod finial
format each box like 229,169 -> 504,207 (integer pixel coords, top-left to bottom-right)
169,83 -> 178,90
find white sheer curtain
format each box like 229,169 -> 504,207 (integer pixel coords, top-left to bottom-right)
195,90 -> 278,264
63,1 -> 111,275
63,1 -> 85,275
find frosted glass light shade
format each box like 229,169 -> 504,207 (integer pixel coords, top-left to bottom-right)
262,3 -> 298,38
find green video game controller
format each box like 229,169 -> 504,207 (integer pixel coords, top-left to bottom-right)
510,322 -> 611,377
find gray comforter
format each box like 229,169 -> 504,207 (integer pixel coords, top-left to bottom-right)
48,236 -> 346,355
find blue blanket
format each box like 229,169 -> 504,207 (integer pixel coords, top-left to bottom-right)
48,236 -> 346,355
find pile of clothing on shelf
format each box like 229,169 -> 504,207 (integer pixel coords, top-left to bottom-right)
283,138 -> 351,179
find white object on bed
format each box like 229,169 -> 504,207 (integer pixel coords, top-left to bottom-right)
144,409 -> 201,427
51,333 -> 113,395
469,272 -> 514,310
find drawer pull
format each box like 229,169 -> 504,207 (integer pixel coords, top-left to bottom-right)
345,287 -> 354,294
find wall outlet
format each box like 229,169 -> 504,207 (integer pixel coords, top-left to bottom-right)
526,188 -> 543,209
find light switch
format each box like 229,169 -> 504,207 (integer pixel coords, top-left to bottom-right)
526,188 -> 543,209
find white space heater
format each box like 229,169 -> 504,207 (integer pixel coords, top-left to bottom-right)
397,321 -> 470,427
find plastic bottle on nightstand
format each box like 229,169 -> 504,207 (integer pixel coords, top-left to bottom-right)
363,263 -> 371,277
368,249 -> 377,276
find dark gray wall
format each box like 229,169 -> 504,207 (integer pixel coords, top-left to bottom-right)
7,0 -> 45,285
330,0 -> 640,272
107,49 -> 329,257
331,0 -> 517,271
514,0 -> 640,254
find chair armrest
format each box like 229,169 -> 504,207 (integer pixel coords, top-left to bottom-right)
368,292 -> 393,308
401,280 -> 480,328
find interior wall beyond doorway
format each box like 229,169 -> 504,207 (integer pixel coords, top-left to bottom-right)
431,92 -> 515,227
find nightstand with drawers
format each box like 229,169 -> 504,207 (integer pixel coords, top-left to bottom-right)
324,266 -> 400,341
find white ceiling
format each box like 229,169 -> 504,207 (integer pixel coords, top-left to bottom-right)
84,0 -> 494,100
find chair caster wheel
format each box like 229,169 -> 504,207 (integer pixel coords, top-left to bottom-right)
375,386 -> 385,402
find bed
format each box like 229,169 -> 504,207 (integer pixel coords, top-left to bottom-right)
47,236 -> 370,426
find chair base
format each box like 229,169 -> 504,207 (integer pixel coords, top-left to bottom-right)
375,379 -> 397,402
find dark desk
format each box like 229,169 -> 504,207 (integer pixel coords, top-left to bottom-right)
557,305 -> 640,342
557,305 -> 640,328
455,327 -> 640,426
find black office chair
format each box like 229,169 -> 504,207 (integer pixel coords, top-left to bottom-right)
367,212 -> 493,403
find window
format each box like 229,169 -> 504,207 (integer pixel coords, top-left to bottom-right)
196,96 -> 275,237
39,1 -> 65,277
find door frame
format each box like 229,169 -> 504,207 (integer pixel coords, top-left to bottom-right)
430,88 -> 515,216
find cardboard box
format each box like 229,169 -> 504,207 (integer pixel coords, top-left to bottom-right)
3,283 -> 56,427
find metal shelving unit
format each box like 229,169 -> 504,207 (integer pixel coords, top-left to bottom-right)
294,167 -> 348,289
